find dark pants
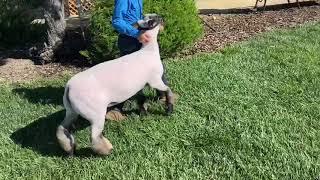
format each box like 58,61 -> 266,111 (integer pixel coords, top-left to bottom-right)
114,34 -> 169,111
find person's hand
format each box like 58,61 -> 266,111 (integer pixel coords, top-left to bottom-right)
138,32 -> 151,44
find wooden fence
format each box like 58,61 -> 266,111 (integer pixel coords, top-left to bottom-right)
64,0 -> 94,17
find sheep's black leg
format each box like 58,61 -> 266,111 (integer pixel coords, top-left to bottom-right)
156,63 -> 170,100
165,88 -> 174,115
136,90 -> 147,116
148,77 -> 174,116
114,102 -> 124,112
162,68 -> 174,115
157,88 -> 174,115
156,90 -> 166,100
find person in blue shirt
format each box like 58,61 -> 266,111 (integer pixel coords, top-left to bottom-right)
106,0 -> 171,120
112,0 -> 151,55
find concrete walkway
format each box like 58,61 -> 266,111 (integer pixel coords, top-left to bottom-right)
196,0 -> 314,10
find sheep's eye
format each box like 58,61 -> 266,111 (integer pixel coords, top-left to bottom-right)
148,20 -> 155,27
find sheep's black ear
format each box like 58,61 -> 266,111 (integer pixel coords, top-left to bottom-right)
158,15 -> 164,24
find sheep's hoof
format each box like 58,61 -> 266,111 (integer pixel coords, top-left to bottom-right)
66,143 -> 76,157
92,136 -> 113,156
166,103 -> 173,116
66,150 -> 73,157
57,126 -> 76,156
158,96 -> 167,105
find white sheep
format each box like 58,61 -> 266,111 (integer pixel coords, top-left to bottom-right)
56,16 -> 174,156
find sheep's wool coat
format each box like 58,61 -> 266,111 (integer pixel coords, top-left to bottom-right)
66,27 -> 162,110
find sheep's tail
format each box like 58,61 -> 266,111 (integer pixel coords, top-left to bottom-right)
63,84 -> 73,111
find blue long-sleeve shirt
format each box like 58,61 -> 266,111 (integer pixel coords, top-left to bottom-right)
112,0 -> 143,38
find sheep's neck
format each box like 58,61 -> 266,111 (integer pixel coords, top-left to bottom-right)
141,40 -> 160,53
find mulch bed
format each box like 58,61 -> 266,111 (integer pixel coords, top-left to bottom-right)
1,4 -> 320,82
0,58 -> 84,83
182,4 -> 320,56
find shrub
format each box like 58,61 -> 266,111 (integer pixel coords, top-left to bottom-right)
0,0 -> 47,49
83,0 -> 203,63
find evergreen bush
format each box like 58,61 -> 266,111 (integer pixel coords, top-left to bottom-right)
83,0 -> 203,63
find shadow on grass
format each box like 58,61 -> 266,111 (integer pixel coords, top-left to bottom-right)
10,85 -> 168,157
12,86 -> 165,117
12,86 -> 64,106
10,110 -> 98,158
10,110 -> 65,157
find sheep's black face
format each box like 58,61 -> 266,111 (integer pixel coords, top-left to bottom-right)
137,14 -> 164,31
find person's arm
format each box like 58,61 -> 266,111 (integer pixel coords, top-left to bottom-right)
112,0 -> 141,38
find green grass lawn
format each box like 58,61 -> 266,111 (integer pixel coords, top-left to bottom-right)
1,22 -> 320,179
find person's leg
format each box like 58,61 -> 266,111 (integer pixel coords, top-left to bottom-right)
118,34 -> 142,56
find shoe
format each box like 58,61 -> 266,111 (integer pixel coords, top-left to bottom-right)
105,109 -> 127,121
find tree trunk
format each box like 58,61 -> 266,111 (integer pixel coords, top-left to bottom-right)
39,0 -> 66,63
